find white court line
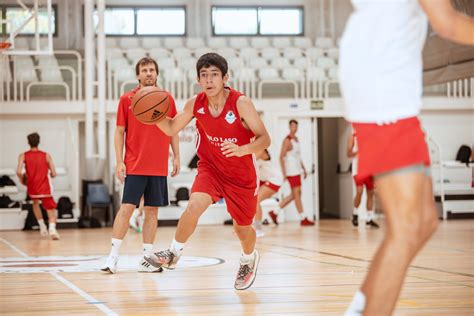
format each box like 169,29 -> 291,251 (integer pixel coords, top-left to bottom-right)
0,237 -> 117,316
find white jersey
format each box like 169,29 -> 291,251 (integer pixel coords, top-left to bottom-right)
339,0 -> 428,124
284,136 -> 303,176
257,159 -> 284,186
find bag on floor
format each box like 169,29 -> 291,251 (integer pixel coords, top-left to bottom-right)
57,196 -> 74,219
456,145 -> 472,166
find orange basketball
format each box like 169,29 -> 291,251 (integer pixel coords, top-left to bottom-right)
131,86 -> 170,124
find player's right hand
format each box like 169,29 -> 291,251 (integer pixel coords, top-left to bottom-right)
116,162 -> 126,183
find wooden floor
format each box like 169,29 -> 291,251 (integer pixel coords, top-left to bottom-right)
1,219 -> 473,315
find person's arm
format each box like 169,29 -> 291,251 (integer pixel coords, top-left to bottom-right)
170,134 -> 180,177
221,95 -> 271,157
114,126 -> 126,183
279,138 -> 291,179
347,134 -> 357,158
419,0 -> 474,45
301,160 -> 307,179
156,97 -> 195,136
16,153 -> 25,185
46,153 -> 57,178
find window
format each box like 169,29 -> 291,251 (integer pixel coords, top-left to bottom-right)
93,8 -> 134,35
212,6 -> 303,36
3,6 -> 57,35
137,9 -> 185,35
92,6 -> 186,36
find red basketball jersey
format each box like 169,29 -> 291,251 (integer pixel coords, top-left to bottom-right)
193,87 -> 258,188
24,150 -> 52,198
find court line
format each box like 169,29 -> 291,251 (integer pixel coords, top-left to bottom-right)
0,237 -> 117,316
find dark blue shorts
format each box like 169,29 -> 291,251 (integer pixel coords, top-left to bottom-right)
122,175 -> 168,207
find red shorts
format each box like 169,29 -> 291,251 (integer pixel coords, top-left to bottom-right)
259,180 -> 280,192
287,175 -> 302,188
32,197 -> 57,210
353,175 -> 374,190
192,166 -> 257,226
352,117 -> 430,178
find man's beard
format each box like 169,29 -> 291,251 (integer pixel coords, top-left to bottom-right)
142,79 -> 155,87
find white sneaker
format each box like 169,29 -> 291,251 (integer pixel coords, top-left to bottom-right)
101,256 -> 118,274
256,229 -> 265,238
138,257 -> 164,273
49,229 -> 60,240
39,225 -> 48,237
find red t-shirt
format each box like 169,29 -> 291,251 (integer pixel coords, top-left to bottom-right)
116,86 -> 177,176
24,150 -> 52,198
193,87 -> 258,188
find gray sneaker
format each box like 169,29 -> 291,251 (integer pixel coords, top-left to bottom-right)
141,249 -> 180,270
234,250 -> 260,290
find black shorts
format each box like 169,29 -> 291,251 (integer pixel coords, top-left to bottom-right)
122,175 -> 168,207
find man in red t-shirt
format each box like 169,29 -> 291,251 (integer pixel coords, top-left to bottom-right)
140,53 -> 270,291
16,132 -> 60,240
101,57 -> 180,274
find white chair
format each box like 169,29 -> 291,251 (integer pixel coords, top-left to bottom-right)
239,48 -> 259,60
283,47 -> 303,61
228,57 -> 245,72
305,48 -> 324,62
248,57 -> 268,69
216,47 -> 238,59
261,47 -> 281,60
229,37 -> 249,49
163,68 -> 186,99
126,48 -> 147,62
294,37 -> 312,49
40,68 -> 63,82
158,57 -> 176,70
108,57 -> 130,71
251,37 -> 270,49
324,66 -> 340,98
306,66 -> 326,99
270,57 -> 291,70
149,48 -> 171,60
283,68 -> 305,97
164,37 -> 184,49
317,57 -> 336,70
293,58 -> 311,70
235,68 -> 256,98
106,47 -> 124,59
173,48 -> 193,59
194,47 -> 213,58
257,68 -> 299,99
207,37 -> 227,49
141,37 -> 161,50
178,57 -> 196,71
115,67 -> 136,82
328,67 -> 338,80
326,47 -> 339,60
36,55 -> 59,67
272,37 -> 292,48
106,37 -> 118,48
315,37 -> 334,49
258,68 -> 280,80
186,37 -> 205,49
119,37 -> 140,49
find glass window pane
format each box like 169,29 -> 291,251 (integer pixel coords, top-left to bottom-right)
260,9 -> 302,35
137,9 -> 185,35
6,7 -> 56,34
93,9 -> 134,35
213,8 -> 257,35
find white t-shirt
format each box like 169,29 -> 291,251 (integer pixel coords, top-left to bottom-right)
258,159 -> 284,186
339,0 -> 428,124
284,136 -> 303,176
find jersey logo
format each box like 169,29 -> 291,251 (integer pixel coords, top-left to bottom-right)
197,107 -> 205,114
225,111 -> 236,124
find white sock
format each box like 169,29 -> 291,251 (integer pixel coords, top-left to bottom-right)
143,243 -> 153,256
49,222 -> 56,231
109,238 -> 122,258
240,250 -> 256,264
38,219 -> 47,229
299,212 -> 306,220
353,207 -> 358,215
344,291 -> 366,316
170,238 -> 185,256
367,211 -> 374,222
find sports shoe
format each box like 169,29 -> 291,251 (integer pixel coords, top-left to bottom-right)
300,218 -> 315,226
234,250 -> 260,290
352,214 -> 359,227
138,259 -> 163,273
366,220 -> 379,229
255,229 -> 265,238
101,255 -> 118,274
129,211 -> 143,233
268,210 -> 279,225
141,249 -> 180,270
49,229 -> 60,240
39,226 -> 48,237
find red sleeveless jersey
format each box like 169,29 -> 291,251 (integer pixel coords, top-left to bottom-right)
193,87 -> 258,188
24,150 -> 52,197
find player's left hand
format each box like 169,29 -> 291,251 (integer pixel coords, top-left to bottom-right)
221,142 -> 248,158
303,169 -> 308,179
171,157 -> 180,177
